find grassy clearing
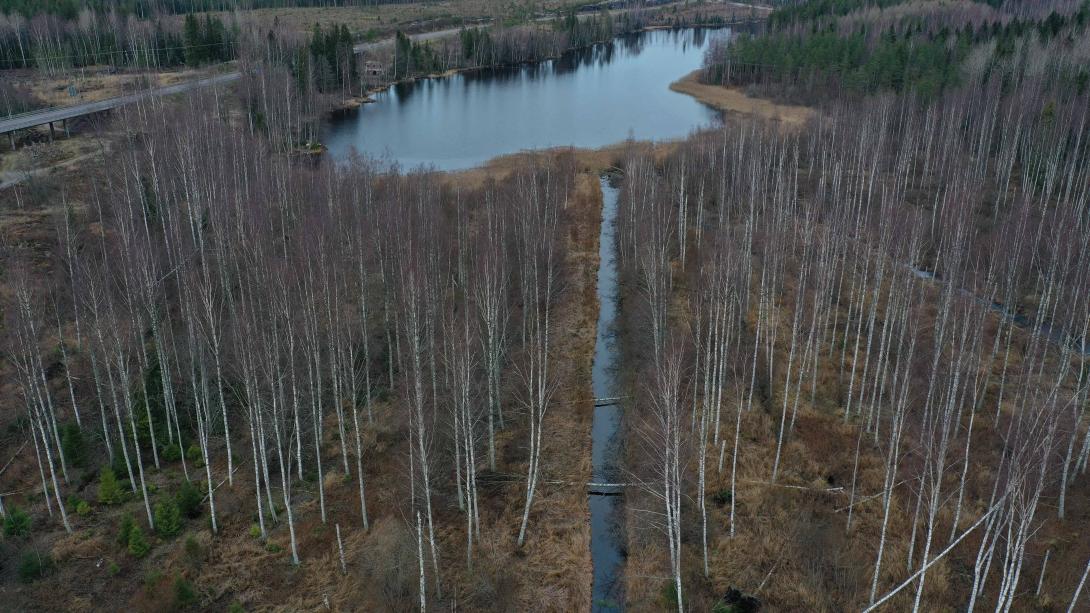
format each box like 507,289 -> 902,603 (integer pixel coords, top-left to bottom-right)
8,66 -> 224,110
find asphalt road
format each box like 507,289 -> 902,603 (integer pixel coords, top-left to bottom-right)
0,72 -> 242,134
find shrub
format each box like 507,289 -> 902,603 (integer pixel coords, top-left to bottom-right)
249,523 -> 262,539
716,587 -> 761,613
108,561 -> 121,575
711,489 -> 732,507
3,506 -> 32,537
76,500 -> 92,516
227,603 -> 245,613
176,480 -> 203,519
17,551 -> 54,583
144,569 -> 163,592
155,500 -> 182,538
117,513 -> 136,546
60,423 -> 87,468
173,576 -> 197,609
110,452 -> 129,480
183,535 -> 202,565
98,467 -> 125,505
185,444 -> 203,465
661,581 -> 680,610
265,542 -> 282,553
128,524 -> 150,558
160,443 -> 182,462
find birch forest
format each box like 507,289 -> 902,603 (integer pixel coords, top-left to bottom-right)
1,0 -> 1090,611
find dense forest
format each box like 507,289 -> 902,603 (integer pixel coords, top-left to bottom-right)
704,0 -> 1090,100
0,10 -> 236,72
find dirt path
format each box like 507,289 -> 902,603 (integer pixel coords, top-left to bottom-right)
1,146 -> 106,190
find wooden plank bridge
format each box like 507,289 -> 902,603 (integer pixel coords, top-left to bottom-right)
586,482 -> 636,496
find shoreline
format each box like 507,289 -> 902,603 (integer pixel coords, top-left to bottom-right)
668,69 -> 814,127
325,23 -> 756,115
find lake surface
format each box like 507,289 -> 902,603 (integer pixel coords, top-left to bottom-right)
324,28 -> 729,171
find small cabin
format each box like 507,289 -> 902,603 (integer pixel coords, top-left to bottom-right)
363,61 -> 385,77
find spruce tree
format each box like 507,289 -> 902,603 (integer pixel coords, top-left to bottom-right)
98,467 -> 124,505
155,500 -> 182,538
128,524 -> 150,558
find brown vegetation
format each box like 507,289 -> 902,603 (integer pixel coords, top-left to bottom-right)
669,70 -> 814,128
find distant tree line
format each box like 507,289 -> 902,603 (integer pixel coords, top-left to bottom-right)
710,27 -> 967,97
768,0 -> 917,27
704,0 -> 1090,99
457,10 -> 648,71
0,0 -> 420,19
0,11 -> 235,72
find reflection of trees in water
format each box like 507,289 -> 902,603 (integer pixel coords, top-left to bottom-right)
617,31 -> 646,55
556,40 -> 617,74
394,70 -> 474,103
460,62 -> 544,85
692,27 -> 707,47
387,28 -> 725,104
392,79 -> 419,104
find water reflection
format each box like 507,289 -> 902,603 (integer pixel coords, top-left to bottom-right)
323,28 -> 731,171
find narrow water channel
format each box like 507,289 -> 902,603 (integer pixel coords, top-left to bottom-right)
590,176 -> 624,611
909,265 -> 1090,356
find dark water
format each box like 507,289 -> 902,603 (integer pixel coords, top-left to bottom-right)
591,177 -> 623,611
909,265 -> 1090,356
323,28 -> 728,171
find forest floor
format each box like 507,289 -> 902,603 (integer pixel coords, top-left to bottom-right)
608,129 -> 1090,610
0,145 -> 607,611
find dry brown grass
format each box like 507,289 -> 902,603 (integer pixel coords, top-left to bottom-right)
670,70 -> 815,128
9,67 -> 220,109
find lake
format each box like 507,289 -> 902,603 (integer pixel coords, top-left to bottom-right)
323,27 -> 731,171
